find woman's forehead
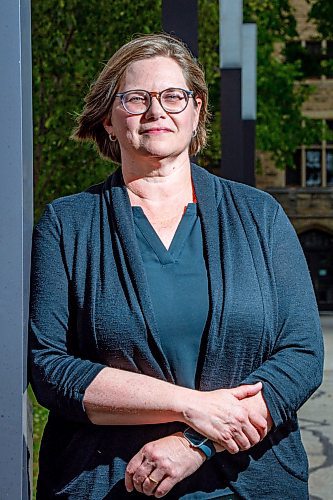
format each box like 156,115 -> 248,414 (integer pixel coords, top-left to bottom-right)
121,56 -> 187,90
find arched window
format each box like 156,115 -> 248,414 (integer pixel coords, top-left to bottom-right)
299,229 -> 333,311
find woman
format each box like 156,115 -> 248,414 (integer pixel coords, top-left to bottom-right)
29,33 -> 324,499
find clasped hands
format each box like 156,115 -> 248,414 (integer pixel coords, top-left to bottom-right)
125,382 -> 272,498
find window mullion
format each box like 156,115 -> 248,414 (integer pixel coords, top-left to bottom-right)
301,146 -> 306,187
322,139 -> 327,187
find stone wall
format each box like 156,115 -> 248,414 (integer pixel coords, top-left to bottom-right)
302,80 -> 333,119
291,0 -> 317,40
267,188 -> 333,234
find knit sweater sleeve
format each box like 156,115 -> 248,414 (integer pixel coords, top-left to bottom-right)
242,204 -> 324,428
28,203 -> 105,423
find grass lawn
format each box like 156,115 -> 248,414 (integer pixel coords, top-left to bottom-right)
28,386 -> 49,500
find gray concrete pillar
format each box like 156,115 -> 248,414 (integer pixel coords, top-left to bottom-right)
0,0 -> 33,498
219,0 -> 244,182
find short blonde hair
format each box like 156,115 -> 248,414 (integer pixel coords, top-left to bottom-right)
72,33 -> 209,163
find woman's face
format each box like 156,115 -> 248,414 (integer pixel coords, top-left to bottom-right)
104,56 -> 202,164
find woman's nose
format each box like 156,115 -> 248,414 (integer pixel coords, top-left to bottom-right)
144,96 -> 166,119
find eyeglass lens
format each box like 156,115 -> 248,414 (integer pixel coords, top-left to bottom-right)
122,88 -> 189,114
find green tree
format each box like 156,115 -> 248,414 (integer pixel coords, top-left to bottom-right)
33,0 -> 323,220
307,0 -> 333,38
307,0 -> 333,84
32,0 -> 162,219
198,0 -> 321,171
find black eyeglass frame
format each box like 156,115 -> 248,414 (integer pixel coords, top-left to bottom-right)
115,88 -> 195,115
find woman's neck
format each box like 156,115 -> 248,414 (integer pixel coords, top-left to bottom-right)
122,156 -> 193,209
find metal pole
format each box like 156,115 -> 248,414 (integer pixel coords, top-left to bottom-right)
0,0 -> 33,498
162,0 -> 198,58
242,23 -> 257,186
219,0 -> 244,182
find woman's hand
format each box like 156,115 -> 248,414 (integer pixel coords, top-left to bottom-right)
125,433 -> 205,498
183,382 -> 268,454
240,389 -> 273,432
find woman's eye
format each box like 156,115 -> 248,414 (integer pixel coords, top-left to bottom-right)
125,95 -> 146,103
164,93 -> 183,101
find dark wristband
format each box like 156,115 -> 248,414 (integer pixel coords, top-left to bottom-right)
183,427 -> 216,460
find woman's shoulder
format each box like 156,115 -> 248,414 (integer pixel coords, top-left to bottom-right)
51,179 -> 105,213
35,177 -> 109,234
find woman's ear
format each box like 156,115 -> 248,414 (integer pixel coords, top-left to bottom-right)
193,96 -> 202,129
195,96 -> 202,110
103,116 -> 113,135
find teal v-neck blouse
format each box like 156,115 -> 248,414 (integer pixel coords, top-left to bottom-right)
133,203 -> 209,390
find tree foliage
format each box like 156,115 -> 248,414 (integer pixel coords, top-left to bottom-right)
307,0 -> 333,39
32,0 -> 162,219
307,0 -> 333,80
32,0 -> 322,218
198,0 -> 321,171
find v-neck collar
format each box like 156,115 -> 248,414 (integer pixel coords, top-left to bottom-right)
132,203 -> 197,265
103,163 -> 225,389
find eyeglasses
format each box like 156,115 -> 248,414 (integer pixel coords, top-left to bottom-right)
115,88 -> 194,115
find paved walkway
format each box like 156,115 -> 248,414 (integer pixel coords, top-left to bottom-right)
299,314 -> 333,500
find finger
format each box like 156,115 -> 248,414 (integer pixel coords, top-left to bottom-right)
213,442 -> 225,453
132,475 -> 144,493
124,470 -> 134,493
142,468 -> 165,495
232,430 -> 252,451
230,382 -> 262,400
125,452 -> 145,492
132,460 -> 155,493
248,412 -> 268,440
218,436 -> 239,454
154,476 -> 178,498
241,423 -> 262,448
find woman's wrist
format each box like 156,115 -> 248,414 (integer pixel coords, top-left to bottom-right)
183,427 -> 216,460
170,385 -> 198,423
174,432 -> 207,463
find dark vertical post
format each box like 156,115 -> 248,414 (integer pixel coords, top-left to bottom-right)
219,0 -> 244,182
162,0 -> 198,57
242,23 -> 257,186
0,0 -> 33,498
220,69 -> 243,181
243,120 -> 256,186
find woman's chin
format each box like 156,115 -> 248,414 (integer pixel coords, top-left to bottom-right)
137,143 -> 189,160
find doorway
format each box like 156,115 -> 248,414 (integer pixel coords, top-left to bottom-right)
299,229 -> 333,311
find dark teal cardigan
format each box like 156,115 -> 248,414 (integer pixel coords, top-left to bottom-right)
29,164 -> 324,499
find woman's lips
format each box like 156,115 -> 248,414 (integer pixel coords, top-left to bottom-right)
140,128 -> 172,134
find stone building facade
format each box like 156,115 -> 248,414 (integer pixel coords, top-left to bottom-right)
256,0 -> 333,310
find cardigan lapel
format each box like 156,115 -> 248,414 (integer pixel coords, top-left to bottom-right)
102,164 -> 226,388
103,168 -> 174,383
191,164 -> 226,390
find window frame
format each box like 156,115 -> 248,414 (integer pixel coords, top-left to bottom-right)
286,120 -> 333,188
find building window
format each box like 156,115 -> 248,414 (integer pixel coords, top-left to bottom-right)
286,120 -> 333,188
306,149 -> 322,187
285,39 -> 333,79
327,150 -> 333,186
